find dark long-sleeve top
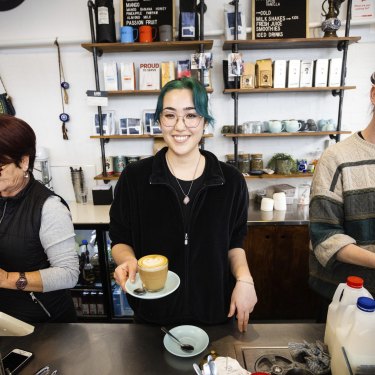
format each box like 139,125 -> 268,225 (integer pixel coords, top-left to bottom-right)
110,147 -> 249,325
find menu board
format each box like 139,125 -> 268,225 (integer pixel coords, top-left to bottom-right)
252,0 -> 309,39
121,0 -> 175,29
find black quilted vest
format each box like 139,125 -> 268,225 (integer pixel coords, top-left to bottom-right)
0,176 -> 76,323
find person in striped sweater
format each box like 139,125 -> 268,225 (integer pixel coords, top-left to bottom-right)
309,72 -> 375,317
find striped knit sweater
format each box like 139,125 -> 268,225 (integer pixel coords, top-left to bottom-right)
309,132 -> 375,299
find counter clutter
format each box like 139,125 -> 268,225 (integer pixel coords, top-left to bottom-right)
0,323 -> 326,374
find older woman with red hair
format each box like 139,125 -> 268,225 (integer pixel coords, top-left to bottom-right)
0,114 -> 79,323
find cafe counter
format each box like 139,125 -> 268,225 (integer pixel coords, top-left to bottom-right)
0,322 -> 325,374
69,200 -> 309,226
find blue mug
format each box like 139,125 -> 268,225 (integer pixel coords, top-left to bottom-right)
120,26 -> 138,43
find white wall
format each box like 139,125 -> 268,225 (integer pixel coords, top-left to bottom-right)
1,0 -> 374,202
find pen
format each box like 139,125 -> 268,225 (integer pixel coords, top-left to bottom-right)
29,292 -> 51,318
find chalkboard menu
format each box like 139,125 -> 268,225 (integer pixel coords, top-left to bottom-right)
121,0 -> 175,30
252,0 -> 309,39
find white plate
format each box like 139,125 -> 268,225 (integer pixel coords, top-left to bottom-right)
163,325 -> 209,357
125,270 -> 180,300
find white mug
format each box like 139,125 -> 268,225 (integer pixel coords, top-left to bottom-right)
284,119 -> 301,132
268,120 -> 284,133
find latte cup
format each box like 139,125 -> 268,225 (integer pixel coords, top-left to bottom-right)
138,254 -> 168,292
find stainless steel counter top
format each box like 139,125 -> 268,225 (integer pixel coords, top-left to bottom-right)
0,322 -> 324,374
247,200 -> 309,225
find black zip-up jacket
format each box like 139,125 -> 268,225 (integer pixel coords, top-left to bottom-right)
109,147 -> 249,325
0,176 -> 76,322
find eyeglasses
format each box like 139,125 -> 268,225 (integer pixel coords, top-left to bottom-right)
159,110 -> 203,129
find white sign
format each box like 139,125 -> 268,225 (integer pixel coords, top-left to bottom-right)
352,0 -> 374,19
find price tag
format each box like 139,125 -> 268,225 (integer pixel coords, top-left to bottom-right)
86,90 -> 108,107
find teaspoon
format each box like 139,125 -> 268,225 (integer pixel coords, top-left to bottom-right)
161,326 -> 195,352
133,287 -> 147,295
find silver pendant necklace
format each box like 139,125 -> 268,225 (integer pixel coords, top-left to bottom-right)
167,153 -> 202,205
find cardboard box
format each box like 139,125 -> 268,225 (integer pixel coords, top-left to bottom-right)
92,185 -> 113,205
161,61 -> 175,87
287,60 -> 301,88
314,59 -> 329,87
299,60 -> 313,88
103,62 -> 118,91
120,62 -> 135,91
241,62 -> 256,89
273,60 -> 287,88
139,63 -> 160,90
256,59 -> 272,88
328,58 -> 342,87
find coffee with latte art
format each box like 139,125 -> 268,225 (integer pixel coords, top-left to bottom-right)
138,254 -> 168,292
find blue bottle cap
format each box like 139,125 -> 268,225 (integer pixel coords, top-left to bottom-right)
59,113 -> 70,122
357,296 -> 375,312
82,239 -> 88,245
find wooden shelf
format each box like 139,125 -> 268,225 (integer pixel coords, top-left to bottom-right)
90,133 -> 214,139
94,174 -> 120,181
222,36 -> 361,50
223,86 -> 355,94
223,131 -> 351,137
243,172 -> 314,179
94,170 -> 313,181
108,88 -> 213,96
82,40 -> 214,53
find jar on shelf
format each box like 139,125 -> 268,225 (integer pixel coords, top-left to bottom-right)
250,154 -> 263,172
238,153 -> 250,173
225,154 -> 236,167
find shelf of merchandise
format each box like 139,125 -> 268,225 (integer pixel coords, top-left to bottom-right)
223,0 -> 359,166
90,133 -> 214,139
223,86 -> 355,94
108,88 -> 213,96
222,131 -> 351,138
222,36 -> 361,51
243,173 -> 314,179
81,40 -> 214,53
85,0 -> 213,180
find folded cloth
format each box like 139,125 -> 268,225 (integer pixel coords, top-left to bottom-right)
288,340 -> 330,375
201,356 -> 250,375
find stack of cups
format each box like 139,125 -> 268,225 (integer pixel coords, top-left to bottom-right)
261,197 -> 274,211
70,167 -> 87,204
273,192 -> 287,211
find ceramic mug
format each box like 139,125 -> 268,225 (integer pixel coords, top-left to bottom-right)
306,119 -> 317,132
268,120 -> 284,133
298,120 -> 308,131
139,25 -> 157,43
284,119 -> 301,132
120,26 -> 138,43
159,24 -> 173,42
317,119 -> 328,131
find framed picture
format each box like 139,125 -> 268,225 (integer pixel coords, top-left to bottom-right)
142,110 -> 155,134
119,118 -> 142,135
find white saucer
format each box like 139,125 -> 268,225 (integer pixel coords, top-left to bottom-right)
125,270 -> 180,300
163,325 -> 209,358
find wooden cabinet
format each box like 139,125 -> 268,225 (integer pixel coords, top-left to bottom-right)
245,224 -> 320,320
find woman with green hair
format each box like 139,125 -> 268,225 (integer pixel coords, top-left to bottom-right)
110,78 -> 257,332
